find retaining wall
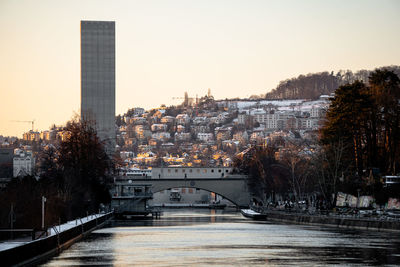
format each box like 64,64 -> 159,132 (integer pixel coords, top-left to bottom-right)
265,211 -> 400,232
0,213 -> 113,266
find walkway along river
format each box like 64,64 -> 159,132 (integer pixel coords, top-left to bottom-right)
42,209 -> 400,266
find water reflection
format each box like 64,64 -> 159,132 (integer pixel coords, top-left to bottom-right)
42,209 -> 400,266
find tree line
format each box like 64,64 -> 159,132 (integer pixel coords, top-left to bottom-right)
0,119 -> 112,229
237,68 -> 400,208
265,66 -> 400,100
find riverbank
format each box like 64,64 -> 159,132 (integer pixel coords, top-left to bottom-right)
151,203 -> 228,209
263,210 -> 400,232
0,212 -> 113,266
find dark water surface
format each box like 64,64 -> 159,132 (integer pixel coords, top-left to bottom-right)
42,210 -> 400,266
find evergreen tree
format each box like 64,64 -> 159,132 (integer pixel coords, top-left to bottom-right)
321,80 -> 371,176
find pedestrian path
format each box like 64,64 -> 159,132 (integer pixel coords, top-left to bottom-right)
0,213 -> 109,252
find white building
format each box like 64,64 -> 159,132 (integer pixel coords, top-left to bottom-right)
13,149 -> 35,177
131,107 -> 145,116
151,124 -> 168,132
237,113 -> 247,124
251,109 -> 267,123
197,133 -> 214,142
131,117 -> 147,125
152,132 -> 171,141
174,132 -> 191,142
176,125 -> 185,133
176,114 -> 190,125
160,116 -> 175,124
193,116 -> 208,125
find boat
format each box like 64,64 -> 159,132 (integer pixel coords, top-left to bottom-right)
241,209 -> 267,220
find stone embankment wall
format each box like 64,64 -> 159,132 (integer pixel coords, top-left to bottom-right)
265,211 -> 400,232
0,212 -> 113,266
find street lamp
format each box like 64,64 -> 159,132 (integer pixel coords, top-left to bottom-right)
42,196 -> 46,230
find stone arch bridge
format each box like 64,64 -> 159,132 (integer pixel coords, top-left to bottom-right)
115,176 -> 251,207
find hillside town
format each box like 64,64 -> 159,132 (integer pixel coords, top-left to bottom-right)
0,92 -> 330,183
115,92 -> 330,170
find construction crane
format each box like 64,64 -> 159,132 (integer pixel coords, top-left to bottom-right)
11,119 -> 35,131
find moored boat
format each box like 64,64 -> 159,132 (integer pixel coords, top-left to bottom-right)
241,209 -> 267,220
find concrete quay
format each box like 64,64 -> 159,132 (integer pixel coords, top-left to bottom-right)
0,212 -> 113,266
263,210 -> 400,232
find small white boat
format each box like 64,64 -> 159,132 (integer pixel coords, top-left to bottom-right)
241,209 -> 267,220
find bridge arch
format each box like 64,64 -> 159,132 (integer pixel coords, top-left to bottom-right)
148,178 -> 250,207
152,186 -> 239,206
120,177 -> 251,207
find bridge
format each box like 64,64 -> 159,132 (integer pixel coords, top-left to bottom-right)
113,167 -> 252,208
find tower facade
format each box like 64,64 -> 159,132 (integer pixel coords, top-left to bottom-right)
81,20 -> 115,154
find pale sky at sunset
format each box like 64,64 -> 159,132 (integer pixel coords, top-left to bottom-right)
0,0 -> 399,137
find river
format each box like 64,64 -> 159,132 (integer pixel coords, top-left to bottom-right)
42,209 -> 400,266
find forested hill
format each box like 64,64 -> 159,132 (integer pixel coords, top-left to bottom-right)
265,66 -> 400,100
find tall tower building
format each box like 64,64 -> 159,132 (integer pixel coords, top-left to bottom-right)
81,20 -> 115,154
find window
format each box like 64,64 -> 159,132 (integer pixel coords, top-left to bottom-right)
203,169 -> 207,173
218,169 -> 222,173
188,188 -> 193,194
197,169 -> 200,173
175,169 -> 178,173
182,169 -> 185,173
168,169 -> 171,173
226,170 -> 229,173
189,169 -> 193,173
181,188 -> 186,193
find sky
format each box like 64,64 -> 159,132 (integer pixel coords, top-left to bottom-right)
0,0 -> 399,137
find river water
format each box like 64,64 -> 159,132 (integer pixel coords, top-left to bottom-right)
42,209 -> 400,266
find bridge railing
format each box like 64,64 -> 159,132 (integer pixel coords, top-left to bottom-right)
115,175 -> 248,180
114,192 -> 153,198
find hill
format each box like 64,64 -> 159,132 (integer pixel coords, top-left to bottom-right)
265,66 -> 400,100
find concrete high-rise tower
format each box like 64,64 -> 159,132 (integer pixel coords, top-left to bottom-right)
81,20 -> 115,154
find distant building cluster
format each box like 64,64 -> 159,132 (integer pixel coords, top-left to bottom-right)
0,125 -> 73,187
116,94 -> 331,170
21,126 -> 71,143
0,94 -> 331,185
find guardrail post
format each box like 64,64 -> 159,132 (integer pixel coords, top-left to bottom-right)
78,218 -> 83,233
